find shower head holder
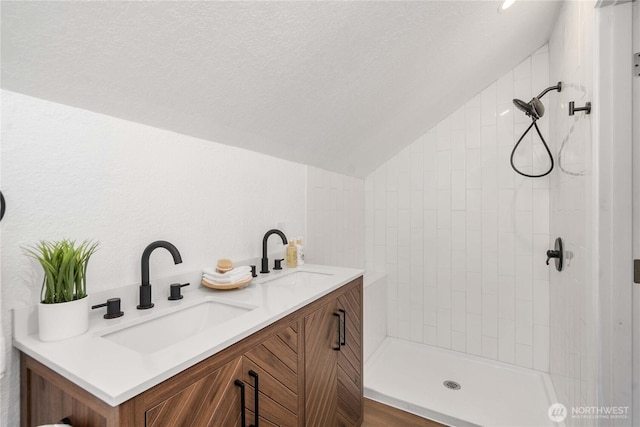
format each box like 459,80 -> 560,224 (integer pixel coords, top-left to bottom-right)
568,101 -> 591,116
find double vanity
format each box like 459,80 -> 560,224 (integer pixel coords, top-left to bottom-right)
14,265 -> 364,426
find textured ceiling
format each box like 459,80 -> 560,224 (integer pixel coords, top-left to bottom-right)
1,1 -> 561,178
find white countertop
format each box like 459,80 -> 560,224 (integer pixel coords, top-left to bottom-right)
13,264 -> 363,406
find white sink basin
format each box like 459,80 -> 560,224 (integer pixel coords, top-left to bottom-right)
263,271 -> 333,287
102,300 -> 254,354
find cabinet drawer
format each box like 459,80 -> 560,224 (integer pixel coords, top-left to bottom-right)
145,356 -> 243,427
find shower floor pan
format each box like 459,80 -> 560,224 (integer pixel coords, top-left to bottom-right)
364,337 -> 560,427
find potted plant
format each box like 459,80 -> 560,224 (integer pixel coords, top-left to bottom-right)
26,239 -> 98,341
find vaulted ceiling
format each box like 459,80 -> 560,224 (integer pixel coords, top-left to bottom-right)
2,1 -> 561,178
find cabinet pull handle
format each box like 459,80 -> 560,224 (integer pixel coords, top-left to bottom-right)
333,313 -> 341,351
249,370 -> 259,427
339,309 -> 346,346
234,380 -> 246,427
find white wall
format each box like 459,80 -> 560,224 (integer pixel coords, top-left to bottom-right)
0,89 -> 4,402
365,46 -> 551,371
633,2 -> 640,424
306,166 -> 365,269
594,2 -> 635,423
0,90 -> 307,426
363,272 -> 387,362
547,2 -> 598,424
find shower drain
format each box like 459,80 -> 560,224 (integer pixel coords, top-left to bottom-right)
443,380 -> 461,390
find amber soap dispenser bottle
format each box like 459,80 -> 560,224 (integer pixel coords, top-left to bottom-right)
286,240 -> 298,268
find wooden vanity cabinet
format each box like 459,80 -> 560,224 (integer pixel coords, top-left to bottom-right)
304,298 -> 339,426
304,280 -> 363,427
336,283 -> 363,426
21,276 -> 362,427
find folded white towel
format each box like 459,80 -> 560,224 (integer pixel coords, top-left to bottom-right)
202,265 -> 251,278
202,265 -> 251,280
202,273 -> 248,283
202,266 -> 252,283
202,272 -> 252,285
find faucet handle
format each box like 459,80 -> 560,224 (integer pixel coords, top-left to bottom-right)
274,259 -> 284,270
92,298 -> 124,319
168,283 -> 190,301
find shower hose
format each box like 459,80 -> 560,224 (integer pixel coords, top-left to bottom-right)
510,120 -> 554,178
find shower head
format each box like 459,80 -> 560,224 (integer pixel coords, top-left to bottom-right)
512,82 -> 562,122
513,97 -> 545,120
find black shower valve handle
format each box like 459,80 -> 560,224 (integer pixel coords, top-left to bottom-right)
546,237 -> 564,272
546,250 -> 560,265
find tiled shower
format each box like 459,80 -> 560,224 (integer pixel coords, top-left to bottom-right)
364,46 -> 551,371
355,2 -> 601,425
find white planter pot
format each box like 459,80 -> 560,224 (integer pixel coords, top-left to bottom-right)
38,297 -> 89,342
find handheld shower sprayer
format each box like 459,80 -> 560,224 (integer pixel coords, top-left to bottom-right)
510,82 -> 562,178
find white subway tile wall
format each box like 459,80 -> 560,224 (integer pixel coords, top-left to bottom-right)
548,2 -> 597,424
306,166 -> 365,269
364,273 -> 388,362
365,47 -> 551,371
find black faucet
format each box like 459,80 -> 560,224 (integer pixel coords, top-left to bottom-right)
260,229 -> 288,274
138,240 -> 183,309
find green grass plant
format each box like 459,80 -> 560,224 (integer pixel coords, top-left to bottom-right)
26,239 -> 98,304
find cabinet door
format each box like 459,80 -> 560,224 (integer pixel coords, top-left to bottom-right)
145,356 -> 244,427
304,299 -> 340,427
243,321 -> 299,426
336,281 -> 363,426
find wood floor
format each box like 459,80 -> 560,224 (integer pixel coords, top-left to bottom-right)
362,398 -> 445,427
